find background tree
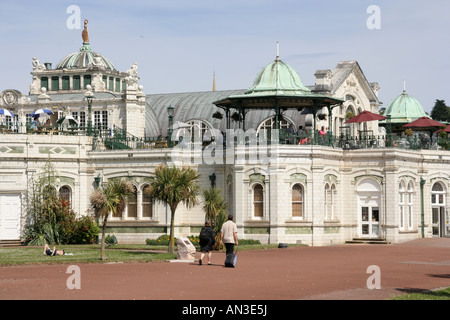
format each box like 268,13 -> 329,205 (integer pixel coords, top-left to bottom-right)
145,165 -> 200,254
430,99 -> 450,122
90,179 -> 134,260
202,187 -> 228,249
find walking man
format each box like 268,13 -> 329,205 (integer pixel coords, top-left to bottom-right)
220,214 -> 238,255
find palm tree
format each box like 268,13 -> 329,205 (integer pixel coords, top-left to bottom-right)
145,164 -> 200,254
202,187 -> 228,249
90,179 -> 134,260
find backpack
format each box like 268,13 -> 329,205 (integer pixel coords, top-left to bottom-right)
199,227 -> 209,242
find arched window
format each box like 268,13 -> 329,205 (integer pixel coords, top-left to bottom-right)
43,185 -> 57,201
142,185 -> 153,218
185,120 -> 210,143
431,182 -> 447,237
292,184 -> 304,219
59,185 -> 72,203
127,185 -> 138,218
253,184 -> 264,218
325,183 -> 335,220
407,182 -> 414,229
432,182 -> 445,205
399,182 -> 406,230
257,116 -> 293,132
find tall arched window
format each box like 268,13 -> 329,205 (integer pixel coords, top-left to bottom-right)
142,185 -> 153,218
407,181 -> 414,229
185,120 -> 210,142
253,184 -> 264,219
399,182 -> 406,230
292,184 -> 304,219
127,185 -> 138,218
43,185 -> 57,201
431,181 -> 447,237
59,185 -> 72,203
325,183 -> 335,220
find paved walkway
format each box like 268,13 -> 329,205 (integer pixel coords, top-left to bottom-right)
1,238 -> 450,300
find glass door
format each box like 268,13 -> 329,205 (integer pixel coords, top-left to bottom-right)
432,207 -> 448,238
361,206 -> 380,238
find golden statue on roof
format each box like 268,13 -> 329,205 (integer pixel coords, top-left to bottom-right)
82,19 -> 89,43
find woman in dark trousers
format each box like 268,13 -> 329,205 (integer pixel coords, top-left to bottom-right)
199,220 -> 215,265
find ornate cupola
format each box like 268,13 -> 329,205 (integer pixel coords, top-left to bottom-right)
29,20 -> 132,95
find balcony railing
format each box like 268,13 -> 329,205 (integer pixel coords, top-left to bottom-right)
1,122 -> 449,152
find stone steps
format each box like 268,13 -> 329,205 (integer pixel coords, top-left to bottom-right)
0,240 -> 23,247
345,238 -> 390,245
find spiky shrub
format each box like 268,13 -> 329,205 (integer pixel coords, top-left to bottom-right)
202,187 -> 229,249
90,179 -> 134,260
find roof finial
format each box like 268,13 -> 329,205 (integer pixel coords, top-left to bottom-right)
212,71 -> 216,92
82,19 -> 89,43
276,41 -> 280,60
403,79 -> 406,93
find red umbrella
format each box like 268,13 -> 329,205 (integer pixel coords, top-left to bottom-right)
345,110 -> 386,124
435,124 -> 450,134
402,117 -> 444,128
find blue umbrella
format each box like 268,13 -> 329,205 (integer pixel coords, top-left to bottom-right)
31,108 -> 54,117
0,108 -> 14,117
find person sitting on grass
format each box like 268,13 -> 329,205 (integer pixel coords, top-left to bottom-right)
43,243 -> 65,256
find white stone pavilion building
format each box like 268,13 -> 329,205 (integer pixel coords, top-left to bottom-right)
0,23 -> 449,246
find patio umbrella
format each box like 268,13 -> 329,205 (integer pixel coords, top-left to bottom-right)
345,110 -> 386,124
402,116 -> 444,129
345,111 -> 387,139
0,108 -> 15,117
30,108 -> 54,117
435,124 -> 450,134
56,115 -> 79,126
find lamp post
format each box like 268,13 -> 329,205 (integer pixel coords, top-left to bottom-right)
167,105 -> 174,147
84,85 -> 94,136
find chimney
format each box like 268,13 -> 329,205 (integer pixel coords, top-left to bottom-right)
313,70 -> 332,93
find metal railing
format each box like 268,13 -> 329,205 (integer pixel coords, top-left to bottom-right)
1,122 -> 449,152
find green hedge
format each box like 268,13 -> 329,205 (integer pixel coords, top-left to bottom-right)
145,235 -> 260,247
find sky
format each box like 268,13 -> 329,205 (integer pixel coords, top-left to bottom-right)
0,0 -> 449,113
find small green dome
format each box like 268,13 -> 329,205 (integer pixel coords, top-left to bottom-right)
56,43 -> 116,70
245,58 -> 311,95
383,90 -> 428,123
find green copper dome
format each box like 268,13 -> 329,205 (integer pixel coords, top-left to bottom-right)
383,90 -> 428,123
245,57 -> 311,96
56,42 -> 116,71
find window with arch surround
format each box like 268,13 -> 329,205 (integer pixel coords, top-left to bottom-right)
292,184 -> 304,219
142,185 -> 153,218
127,185 -> 138,218
431,182 -> 445,205
253,184 -> 264,218
59,185 -> 72,203
324,183 -> 335,220
185,120 -> 210,143
399,181 -> 414,230
399,182 -> 405,230
257,117 -> 293,132
407,181 -> 414,229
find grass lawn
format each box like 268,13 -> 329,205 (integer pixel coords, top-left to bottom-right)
0,245 -> 175,266
391,287 -> 450,300
0,243 -> 283,266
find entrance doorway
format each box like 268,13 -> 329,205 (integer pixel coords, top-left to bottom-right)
357,179 -> 382,239
360,203 -> 380,238
431,182 -> 449,238
0,194 -> 21,241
